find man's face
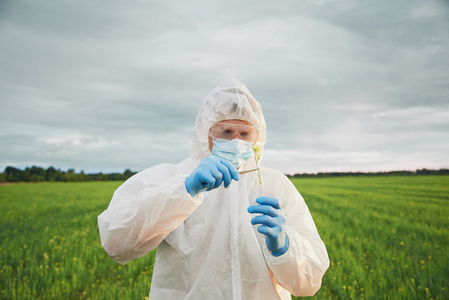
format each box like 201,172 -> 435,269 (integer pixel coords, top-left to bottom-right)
208,119 -> 257,152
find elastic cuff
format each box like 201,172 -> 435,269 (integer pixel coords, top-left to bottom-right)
270,235 -> 289,257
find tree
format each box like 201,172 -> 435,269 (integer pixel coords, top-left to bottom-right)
46,166 -> 57,181
124,169 -> 133,178
30,166 -> 46,181
4,166 -> 22,182
22,169 -> 31,181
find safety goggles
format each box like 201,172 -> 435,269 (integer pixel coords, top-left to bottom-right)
209,121 -> 259,143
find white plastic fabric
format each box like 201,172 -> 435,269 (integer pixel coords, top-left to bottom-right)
98,79 -> 329,299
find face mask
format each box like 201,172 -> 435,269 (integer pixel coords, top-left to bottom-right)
211,138 -> 254,169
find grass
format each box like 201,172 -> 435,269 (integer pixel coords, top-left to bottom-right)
0,182 -> 156,300
291,175 -> 449,300
0,176 -> 448,299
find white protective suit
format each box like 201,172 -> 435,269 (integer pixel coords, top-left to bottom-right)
98,79 -> 329,299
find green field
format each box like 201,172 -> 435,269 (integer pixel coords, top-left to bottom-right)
1,176 -> 448,299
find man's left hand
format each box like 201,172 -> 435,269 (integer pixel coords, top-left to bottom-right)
248,196 -> 289,256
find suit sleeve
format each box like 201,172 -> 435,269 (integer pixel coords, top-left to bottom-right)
97,164 -> 203,265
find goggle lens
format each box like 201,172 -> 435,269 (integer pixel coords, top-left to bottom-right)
209,122 -> 258,143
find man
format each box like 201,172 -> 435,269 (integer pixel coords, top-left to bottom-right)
98,79 -> 329,299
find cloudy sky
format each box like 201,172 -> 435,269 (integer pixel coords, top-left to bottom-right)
1,0 -> 448,174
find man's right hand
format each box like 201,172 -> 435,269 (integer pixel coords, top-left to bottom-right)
185,155 -> 240,197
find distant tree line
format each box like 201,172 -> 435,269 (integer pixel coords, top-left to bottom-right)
1,166 -> 448,183
288,168 -> 449,178
0,166 -> 137,183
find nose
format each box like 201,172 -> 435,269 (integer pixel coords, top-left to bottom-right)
230,131 -> 248,141
232,133 -> 242,140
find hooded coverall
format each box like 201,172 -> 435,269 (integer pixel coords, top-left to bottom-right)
98,79 -> 329,299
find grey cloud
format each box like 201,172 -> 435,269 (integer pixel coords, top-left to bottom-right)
1,0 -> 448,173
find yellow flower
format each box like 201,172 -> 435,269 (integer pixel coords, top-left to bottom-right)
252,145 -> 264,194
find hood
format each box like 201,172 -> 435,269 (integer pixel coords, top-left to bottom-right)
190,79 -> 267,163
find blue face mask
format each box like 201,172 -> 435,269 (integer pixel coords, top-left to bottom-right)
211,138 -> 254,169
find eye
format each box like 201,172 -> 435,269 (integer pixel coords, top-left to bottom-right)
221,129 -> 235,138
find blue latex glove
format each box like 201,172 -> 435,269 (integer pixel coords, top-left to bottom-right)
247,196 -> 289,256
185,155 -> 240,197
